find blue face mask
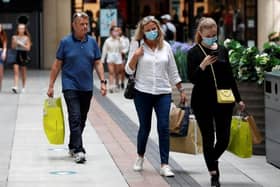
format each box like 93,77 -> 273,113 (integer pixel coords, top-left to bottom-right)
202,36 -> 217,46
145,30 -> 158,40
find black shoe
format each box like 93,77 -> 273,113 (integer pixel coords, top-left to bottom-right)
211,173 -> 220,187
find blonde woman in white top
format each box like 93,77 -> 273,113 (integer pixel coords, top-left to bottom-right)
101,26 -> 122,93
125,16 -> 187,177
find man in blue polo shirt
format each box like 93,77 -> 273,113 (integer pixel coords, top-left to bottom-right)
47,12 -> 107,164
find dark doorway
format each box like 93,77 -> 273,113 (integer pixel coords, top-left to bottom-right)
0,0 -> 42,69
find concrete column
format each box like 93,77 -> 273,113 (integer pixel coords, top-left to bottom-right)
258,0 -> 280,49
43,0 -> 71,69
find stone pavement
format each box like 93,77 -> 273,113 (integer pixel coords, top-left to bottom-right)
0,70 -> 279,187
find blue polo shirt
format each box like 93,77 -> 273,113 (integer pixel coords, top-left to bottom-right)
56,34 -> 101,91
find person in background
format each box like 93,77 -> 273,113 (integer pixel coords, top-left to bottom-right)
0,24 -> 7,92
160,14 -> 176,42
101,26 -> 123,93
11,24 -> 32,93
193,6 -> 205,40
125,16 -> 187,177
223,5 -> 234,39
47,12 -> 107,164
118,26 -> 130,89
268,31 -> 280,45
187,17 -> 245,186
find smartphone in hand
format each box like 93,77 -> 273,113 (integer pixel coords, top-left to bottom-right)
210,50 -> 219,56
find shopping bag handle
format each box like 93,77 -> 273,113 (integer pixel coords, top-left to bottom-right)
242,110 -> 251,116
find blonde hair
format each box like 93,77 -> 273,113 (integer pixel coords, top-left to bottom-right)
194,17 -> 217,44
133,16 -> 165,49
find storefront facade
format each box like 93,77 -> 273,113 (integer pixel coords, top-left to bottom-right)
0,0 -> 279,69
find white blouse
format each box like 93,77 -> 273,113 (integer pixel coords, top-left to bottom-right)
120,36 -> 130,54
125,40 -> 181,95
101,36 -> 122,64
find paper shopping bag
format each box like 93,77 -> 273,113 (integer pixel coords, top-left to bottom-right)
43,97 -> 65,144
169,103 -> 190,137
245,114 -> 263,144
169,103 -> 184,133
170,115 -> 203,154
227,116 -> 252,158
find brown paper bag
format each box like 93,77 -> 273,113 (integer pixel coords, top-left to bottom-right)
169,103 -> 185,134
170,115 -> 203,154
245,115 -> 264,144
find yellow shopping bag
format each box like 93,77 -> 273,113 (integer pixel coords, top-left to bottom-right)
43,97 -> 65,144
227,116 -> 252,158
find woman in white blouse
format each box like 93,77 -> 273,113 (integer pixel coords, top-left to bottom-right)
101,26 -> 123,93
125,16 -> 187,177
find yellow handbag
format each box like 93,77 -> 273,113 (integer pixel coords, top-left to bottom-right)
216,89 -> 235,103
198,44 -> 235,104
43,97 -> 65,144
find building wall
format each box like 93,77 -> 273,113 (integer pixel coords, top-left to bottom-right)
258,0 -> 280,49
41,0 -> 279,69
43,0 -> 71,69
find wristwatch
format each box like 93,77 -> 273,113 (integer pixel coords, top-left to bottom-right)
100,80 -> 107,85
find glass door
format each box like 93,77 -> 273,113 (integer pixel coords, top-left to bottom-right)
244,0 -> 257,47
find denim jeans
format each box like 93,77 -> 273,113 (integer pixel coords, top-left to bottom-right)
63,90 -> 92,153
134,90 -> 171,164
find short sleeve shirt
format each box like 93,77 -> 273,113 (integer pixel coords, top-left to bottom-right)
56,34 -> 101,91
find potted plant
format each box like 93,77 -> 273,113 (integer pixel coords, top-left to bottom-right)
170,41 -> 194,82
224,38 -> 280,84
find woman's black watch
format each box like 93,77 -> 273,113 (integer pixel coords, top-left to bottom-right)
100,80 -> 107,85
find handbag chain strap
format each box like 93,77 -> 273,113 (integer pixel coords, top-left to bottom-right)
198,44 -> 218,90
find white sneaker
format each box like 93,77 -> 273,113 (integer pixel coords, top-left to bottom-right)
133,157 -> 144,171
21,88 -> 25,93
160,165 -> 175,177
74,152 -> 86,164
12,87 -> 18,94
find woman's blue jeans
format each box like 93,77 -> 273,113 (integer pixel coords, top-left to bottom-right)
63,90 -> 92,153
134,90 -> 171,164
